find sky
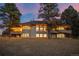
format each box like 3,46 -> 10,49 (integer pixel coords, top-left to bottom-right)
1,3 -> 79,23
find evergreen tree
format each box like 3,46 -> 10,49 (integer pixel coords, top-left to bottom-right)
38,3 -> 59,38
0,3 -> 21,35
61,5 -> 79,38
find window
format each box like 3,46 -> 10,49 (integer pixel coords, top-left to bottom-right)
11,27 -> 22,32
56,27 -> 64,30
25,33 -> 29,37
23,26 -> 31,30
40,34 -> 43,37
44,34 -> 47,37
44,27 -> 47,31
40,27 -> 44,31
57,34 -> 65,38
52,28 -> 55,30
36,27 -> 39,31
36,34 -> 40,37
21,33 -> 29,37
36,25 -> 47,31
36,34 -> 47,38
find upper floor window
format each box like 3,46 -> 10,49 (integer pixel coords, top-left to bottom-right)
40,27 -> 44,31
36,24 -> 47,31
36,27 -> 39,31
11,27 -> 22,32
56,27 -> 64,30
23,26 -> 31,30
44,26 -> 47,31
52,28 -> 56,30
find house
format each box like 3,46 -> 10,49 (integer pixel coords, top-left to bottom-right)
10,20 -> 71,39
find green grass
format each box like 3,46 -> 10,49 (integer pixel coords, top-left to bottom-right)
0,37 -> 79,56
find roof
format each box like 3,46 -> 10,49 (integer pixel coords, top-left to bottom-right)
20,21 -> 48,25
11,20 -> 71,27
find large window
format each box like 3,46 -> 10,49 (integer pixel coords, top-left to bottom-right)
40,27 -> 44,31
52,28 -> 55,30
11,27 -> 22,32
40,34 -> 43,37
21,33 -> 29,38
56,27 -> 64,30
36,34 -> 47,38
44,26 -> 47,31
36,27 -> 39,31
36,34 -> 39,37
36,25 -> 47,31
57,34 -> 65,38
44,34 -> 47,37
23,26 -> 31,30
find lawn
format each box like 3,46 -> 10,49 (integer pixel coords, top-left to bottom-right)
0,37 -> 79,56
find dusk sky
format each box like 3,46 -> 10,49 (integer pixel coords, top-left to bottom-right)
1,3 -> 79,23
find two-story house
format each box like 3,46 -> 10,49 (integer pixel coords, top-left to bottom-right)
10,20 -> 71,38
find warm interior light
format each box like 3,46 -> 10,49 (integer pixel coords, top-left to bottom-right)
22,26 -> 31,30
44,26 -> 47,31
40,34 -> 43,37
56,26 -> 64,30
36,24 -> 47,31
40,27 -> 44,31
11,27 -> 22,32
52,28 -> 55,30
57,34 -> 65,38
21,33 -> 29,37
36,34 -> 47,38
36,34 -> 39,37
36,27 -> 39,31
44,34 -> 47,37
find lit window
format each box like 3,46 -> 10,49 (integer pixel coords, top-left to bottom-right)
36,27 -> 39,31
40,27 -> 43,31
52,28 -> 55,30
25,33 -> 29,37
57,34 -> 65,38
36,34 -> 39,37
40,34 -> 43,37
56,27 -> 64,30
44,27 -> 47,31
44,34 -> 47,37
21,33 -> 29,37
11,27 -> 22,32
23,26 -> 31,30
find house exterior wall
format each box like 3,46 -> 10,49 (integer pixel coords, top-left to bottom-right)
50,25 -> 71,38
21,25 -> 48,38
21,26 -> 38,38
30,26 -> 37,38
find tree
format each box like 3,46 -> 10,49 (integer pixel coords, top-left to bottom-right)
0,3 -> 21,35
38,3 -> 59,38
4,3 -> 21,25
61,5 -> 79,38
